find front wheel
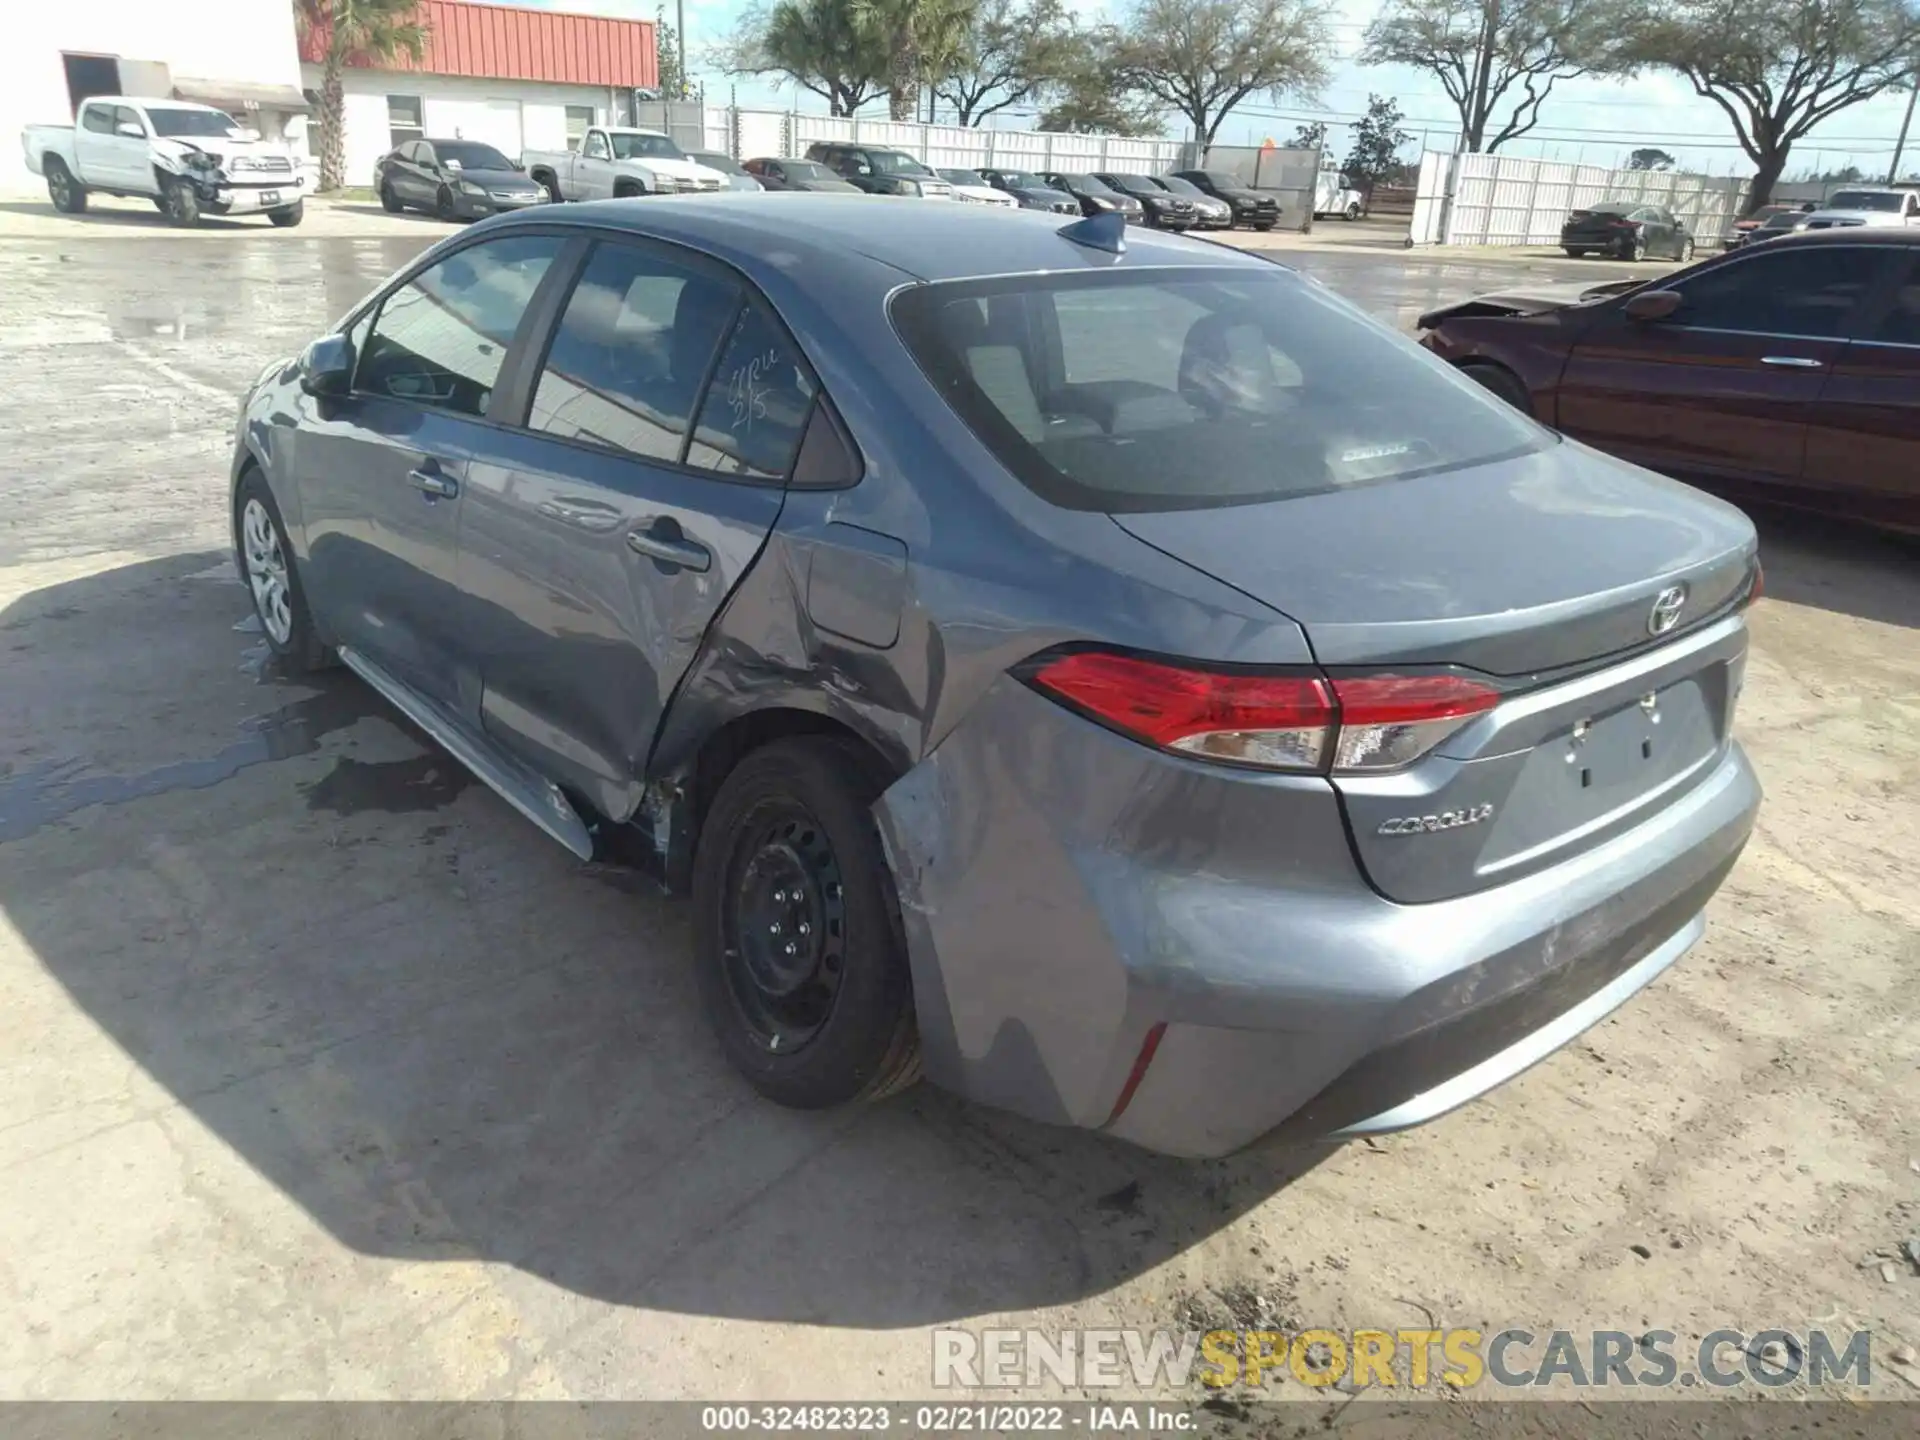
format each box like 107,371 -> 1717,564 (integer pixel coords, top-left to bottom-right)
162,177 -> 201,227
435,185 -> 457,220
539,175 -> 564,204
1628,233 -> 1648,262
45,157 -> 88,213
1678,236 -> 1695,262
693,737 -> 919,1110
268,199 -> 304,227
1459,362 -> 1532,415
234,470 -> 330,671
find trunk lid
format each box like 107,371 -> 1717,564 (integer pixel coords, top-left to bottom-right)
1113,445 -> 1757,903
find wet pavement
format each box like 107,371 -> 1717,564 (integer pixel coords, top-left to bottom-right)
0,233 -> 1914,1402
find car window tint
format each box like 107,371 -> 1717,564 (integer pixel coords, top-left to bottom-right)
686,304 -> 818,480
893,268 -> 1539,512
1870,259 -> 1920,345
1671,247 -> 1877,337
356,234 -> 563,415
529,242 -> 741,462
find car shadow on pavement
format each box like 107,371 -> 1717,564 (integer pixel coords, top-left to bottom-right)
1747,504 -> 1920,630
0,551 -> 1330,1331
0,200 -> 260,232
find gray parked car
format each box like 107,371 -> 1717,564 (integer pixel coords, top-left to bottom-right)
230,197 -> 1761,1157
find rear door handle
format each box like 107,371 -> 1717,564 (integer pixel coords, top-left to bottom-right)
626,523 -> 711,572
1759,356 -> 1823,369
407,465 -> 459,498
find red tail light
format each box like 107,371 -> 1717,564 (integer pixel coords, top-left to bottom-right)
1025,652 -> 1499,774
1027,651 -> 1334,771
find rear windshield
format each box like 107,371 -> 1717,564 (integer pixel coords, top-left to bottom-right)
941,169 -> 990,187
995,170 -> 1046,189
692,152 -> 746,175
891,268 -> 1546,513
1828,190 -> 1904,211
872,150 -> 935,176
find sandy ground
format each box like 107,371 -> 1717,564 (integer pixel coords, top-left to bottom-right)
0,221 -> 1914,1415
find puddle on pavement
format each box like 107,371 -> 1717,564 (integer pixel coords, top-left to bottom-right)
0,670 -> 391,845
302,753 -> 471,817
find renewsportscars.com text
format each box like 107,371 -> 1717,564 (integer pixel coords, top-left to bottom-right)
931,1326 -> 1872,1390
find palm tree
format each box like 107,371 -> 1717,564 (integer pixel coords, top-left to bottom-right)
293,0 -> 431,191
851,0 -> 977,121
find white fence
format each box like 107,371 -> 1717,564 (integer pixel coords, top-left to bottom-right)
636,101 -> 1192,172
1410,151 -> 1750,248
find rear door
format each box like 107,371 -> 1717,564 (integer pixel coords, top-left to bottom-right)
294,231 -> 573,713
1557,244 -> 1883,485
456,237 -> 808,819
1802,246 -> 1920,531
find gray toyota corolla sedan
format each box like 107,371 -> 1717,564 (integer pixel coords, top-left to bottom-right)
230,195 -> 1761,1157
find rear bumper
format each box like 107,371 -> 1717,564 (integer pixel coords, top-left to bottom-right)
878,679 -> 1759,1159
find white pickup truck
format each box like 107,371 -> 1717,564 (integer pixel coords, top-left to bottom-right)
525,126 -> 729,201
23,96 -> 305,227
1800,186 -> 1920,230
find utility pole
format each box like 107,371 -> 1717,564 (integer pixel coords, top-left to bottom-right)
676,0 -> 687,100
1889,65 -> 1919,185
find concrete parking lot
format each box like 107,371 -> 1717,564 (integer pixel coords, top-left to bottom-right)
0,208 -> 1916,1406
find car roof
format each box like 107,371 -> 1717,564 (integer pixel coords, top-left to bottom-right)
1767,226 -> 1920,246
484,192 -> 1276,284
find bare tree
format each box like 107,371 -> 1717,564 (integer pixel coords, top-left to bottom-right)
1361,0 -> 1633,152
1622,0 -> 1920,211
936,0 -> 1080,125
1113,0 -> 1334,147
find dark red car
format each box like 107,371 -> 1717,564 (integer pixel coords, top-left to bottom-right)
1418,230 -> 1920,534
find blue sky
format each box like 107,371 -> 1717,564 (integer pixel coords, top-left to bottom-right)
527,0 -> 1915,179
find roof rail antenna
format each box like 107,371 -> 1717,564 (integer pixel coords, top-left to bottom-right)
1059,208 -> 1127,255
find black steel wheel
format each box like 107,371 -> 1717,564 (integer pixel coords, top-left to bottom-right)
693,736 -> 919,1108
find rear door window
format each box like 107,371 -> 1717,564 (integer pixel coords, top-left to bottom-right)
1670,246 -> 1883,338
527,240 -> 742,463
685,303 -> 817,480
81,105 -> 115,135
891,266 -> 1544,512
355,234 -> 565,415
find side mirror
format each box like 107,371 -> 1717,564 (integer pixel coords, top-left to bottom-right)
1624,290 -> 1683,322
116,121 -> 144,139
298,334 -> 355,397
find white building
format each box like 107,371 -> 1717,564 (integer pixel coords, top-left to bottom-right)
298,0 -> 661,189
3,0 -> 308,194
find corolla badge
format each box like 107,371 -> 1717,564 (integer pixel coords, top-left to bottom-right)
1378,803 -> 1495,836
1648,584 -> 1689,636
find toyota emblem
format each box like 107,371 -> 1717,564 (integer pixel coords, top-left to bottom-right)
1648,584 -> 1688,636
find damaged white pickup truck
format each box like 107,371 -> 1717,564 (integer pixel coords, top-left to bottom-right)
23,97 -> 305,227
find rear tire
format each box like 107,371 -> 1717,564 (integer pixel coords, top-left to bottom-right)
1253,221 -> 1276,232
435,185 -> 457,220
379,180 -> 403,213
268,199 -> 304,227
1678,236 -> 1695,262
1628,233 -> 1647,262
1564,246 -> 1587,258
693,737 -> 919,1110
1459,362 -> 1532,415
1344,201 -> 1362,220
45,157 -> 88,213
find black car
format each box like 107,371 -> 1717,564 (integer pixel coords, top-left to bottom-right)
1092,172 -> 1196,231
375,139 -> 547,220
976,167 -> 1081,214
803,143 -> 955,199
1560,200 -> 1695,262
1149,175 -> 1234,230
1038,171 -> 1145,224
740,157 -> 860,193
1168,169 -> 1280,231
